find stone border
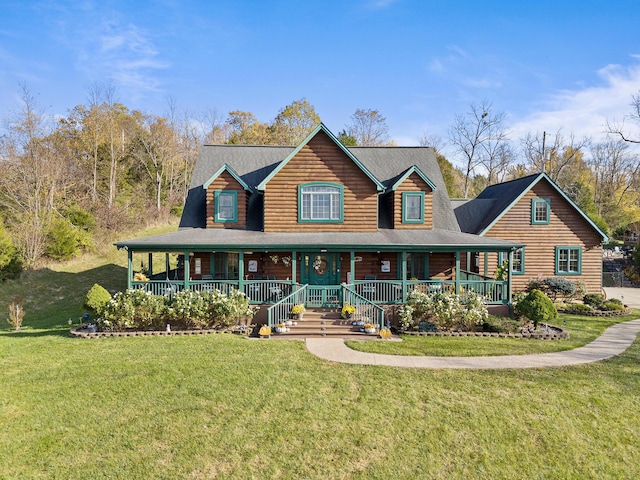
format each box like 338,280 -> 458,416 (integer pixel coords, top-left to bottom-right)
402,324 -> 568,340
559,307 -> 631,317
69,325 -> 253,339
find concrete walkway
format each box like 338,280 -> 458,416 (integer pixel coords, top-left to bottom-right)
305,319 -> 640,369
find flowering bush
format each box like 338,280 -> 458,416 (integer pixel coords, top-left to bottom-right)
96,287 -> 256,332
98,289 -> 168,331
397,289 -> 488,331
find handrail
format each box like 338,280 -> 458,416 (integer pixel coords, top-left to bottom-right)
266,284 -> 308,327
342,283 -> 385,330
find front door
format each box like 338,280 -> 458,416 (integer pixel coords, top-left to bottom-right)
300,253 -> 341,307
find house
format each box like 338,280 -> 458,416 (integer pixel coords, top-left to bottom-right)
116,124 -> 522,327
453,173 -> 609,294
623,221 -> 640,246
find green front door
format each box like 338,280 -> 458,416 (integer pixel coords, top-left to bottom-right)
300,253 -> 340,285
300,253 -> 341,308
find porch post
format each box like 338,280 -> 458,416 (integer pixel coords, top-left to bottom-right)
238,251 -> 245,291
148,252 -> 153,277
127,249 -> 133,290
455,251 -> 461,295
291,250 -> 297,284
401,251 -> 408,303
507,249 -> 513,309
349,251 -> 355,284
484,252 -> 488,277
184,250 -> 191,290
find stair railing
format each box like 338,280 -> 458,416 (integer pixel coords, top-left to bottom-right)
266,284 -> 308,327
341,283 -> 385,330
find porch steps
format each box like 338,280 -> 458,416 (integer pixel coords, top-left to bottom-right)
271,308 -> 380,339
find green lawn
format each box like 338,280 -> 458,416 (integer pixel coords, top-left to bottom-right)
1,230 -> 639,479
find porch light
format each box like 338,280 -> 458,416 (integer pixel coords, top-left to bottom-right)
320,248 -> 327,252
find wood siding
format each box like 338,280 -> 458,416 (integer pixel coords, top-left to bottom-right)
205,171 -> 248,229
392,172 -> 434,229
429,253 -> 456,279
263,131 -> 379,232
481,181 -> 603,293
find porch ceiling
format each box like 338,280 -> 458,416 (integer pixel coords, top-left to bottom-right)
115,228 -> 522,252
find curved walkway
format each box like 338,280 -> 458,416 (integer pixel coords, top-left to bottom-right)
305,319 -> 640,369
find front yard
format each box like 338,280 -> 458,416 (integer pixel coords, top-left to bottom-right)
1,234 -> 639,478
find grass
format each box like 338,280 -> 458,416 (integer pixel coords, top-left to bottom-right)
1,229 -> 640,478
345,311 -> 640,357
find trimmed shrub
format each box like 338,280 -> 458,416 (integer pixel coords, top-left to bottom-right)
583,293 -> 605,308
601,299 -> 625,312
98,289 -> 168,331
563,303 -> 595,314
526,276 -> 577,300
515,289 -> 557,328
84,284 -> 112,314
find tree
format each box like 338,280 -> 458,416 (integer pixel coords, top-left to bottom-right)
337,130 -> 357,146
520,130 -> 590,183
606,90 -> 640,144
418,133 -> 464,198
589,140 -> 640,229
0,216 -> 22,281
270,98 -> 321,145
225,111 -> 271,145
345,108 -> 391,146
448,100 -> 508,198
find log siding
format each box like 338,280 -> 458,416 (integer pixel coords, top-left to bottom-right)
205,171 -> 248,229
480,181 -> 602,293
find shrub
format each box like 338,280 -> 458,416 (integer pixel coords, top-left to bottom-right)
583,293 -> 605,308
563,303 -> 594,314
515,289 -> 557,328
99,289 -> 168,331
601,299 -> 625,312
526,276 -> 577,300
0,219 -> 22,281
84,284 -> 112,314
45,217 -> 80,261
7,297 -> 25,330
542,277 -> 577,300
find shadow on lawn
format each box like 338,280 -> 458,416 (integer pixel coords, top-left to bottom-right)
1,263 -> 129,332
0,328 -> 73,339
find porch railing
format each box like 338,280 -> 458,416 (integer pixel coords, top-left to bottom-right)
342,284 -> 385,330
266,284 -> 308,327
132,278 -> 509,305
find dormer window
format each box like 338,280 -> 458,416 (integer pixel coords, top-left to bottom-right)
402,192 -> 425,223
298,183 -> 343,222
531,198 -> 550,225
215,191 -> 238,222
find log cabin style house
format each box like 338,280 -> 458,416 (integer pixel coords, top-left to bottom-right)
115,125 -> 605,327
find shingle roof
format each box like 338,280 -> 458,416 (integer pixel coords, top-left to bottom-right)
116,227 -> 520,251
180,140 -> 460,232
454,172 -> 608,242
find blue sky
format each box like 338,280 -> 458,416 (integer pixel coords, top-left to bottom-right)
2,0 -> 640,156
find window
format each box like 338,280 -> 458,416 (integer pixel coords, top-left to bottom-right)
402,192 -> 425,223
215,191 -> 237,222
555,247 -> 581,275
498,248 -> 525,274
531,198 -> 550,225
298,183 -> 343,222
210,252 -> 239,280
512,248 -> 524,274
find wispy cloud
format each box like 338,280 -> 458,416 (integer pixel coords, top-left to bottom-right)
76,15 -> 169,98
510,59 -> 640,143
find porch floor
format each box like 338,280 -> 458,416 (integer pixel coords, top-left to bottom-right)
269,308 -> 383,339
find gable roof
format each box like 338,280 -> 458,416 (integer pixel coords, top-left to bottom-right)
202,164 -> 251,191
388,165 -> 437,191
454,172 -> 609,242
255,123 -> 384,192
180,125 -> 460,232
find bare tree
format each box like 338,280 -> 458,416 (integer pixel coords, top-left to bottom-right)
520,130 -> 590,183
448,100 -> 507,198
606,91 -> 640,144
346,108 -> 391,146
